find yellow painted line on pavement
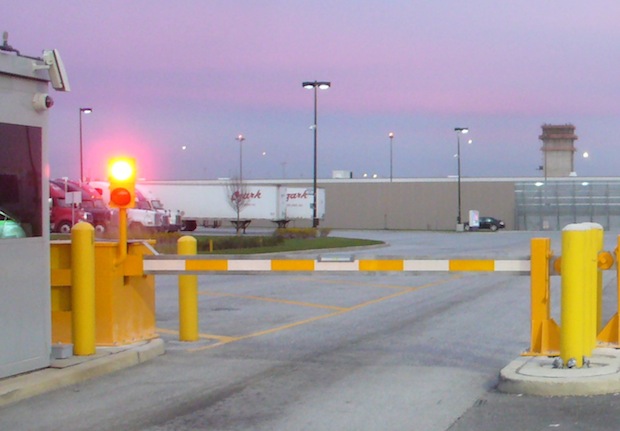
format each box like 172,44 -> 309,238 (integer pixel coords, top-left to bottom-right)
346,276 -> 461,311
157,327 -> 236,343
293,275 -> 441,291
198,291 -> 348,311
188,275 -> 459,353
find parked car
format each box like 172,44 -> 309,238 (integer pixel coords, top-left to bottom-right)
465,216 -> 505,232
0,209 -> 26,239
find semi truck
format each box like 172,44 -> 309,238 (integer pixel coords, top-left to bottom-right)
49,182 -> 93,234
88,181 -> 167,234
51,179 -> 113,233
138,181 -> 325,231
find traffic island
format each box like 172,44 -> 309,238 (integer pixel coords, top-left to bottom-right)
498,348 -> 620,396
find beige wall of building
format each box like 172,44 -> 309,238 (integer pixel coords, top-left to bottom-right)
258,178 -> 517,231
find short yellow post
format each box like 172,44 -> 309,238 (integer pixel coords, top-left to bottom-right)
71,222 -> 96,356
178,236 -> 199,341
561,223 -> 591,367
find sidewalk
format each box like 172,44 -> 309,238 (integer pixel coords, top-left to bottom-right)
0,338 -> 164,408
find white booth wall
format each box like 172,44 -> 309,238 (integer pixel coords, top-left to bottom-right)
0,51 -> 52,378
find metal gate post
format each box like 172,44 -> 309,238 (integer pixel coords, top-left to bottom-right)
525,237 -> 559,356
598,235 -> 620,345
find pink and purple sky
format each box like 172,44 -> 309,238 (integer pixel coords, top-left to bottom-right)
10,1 -> 620,181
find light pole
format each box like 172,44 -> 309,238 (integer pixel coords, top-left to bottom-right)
454,127 -> 469,228
388,132 -> 394,182
235,134 -> 245,182
302,80 -> 331,228
79,107 -> 92,183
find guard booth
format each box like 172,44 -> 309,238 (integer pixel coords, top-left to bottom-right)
0,36 -> 70,378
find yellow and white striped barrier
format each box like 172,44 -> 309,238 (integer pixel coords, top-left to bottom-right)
143,256 -> 531,274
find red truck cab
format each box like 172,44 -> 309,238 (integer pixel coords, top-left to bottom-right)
49,182 -> 93,233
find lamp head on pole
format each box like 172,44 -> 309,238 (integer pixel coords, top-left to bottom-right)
302,81 -> 331,90
80,107 -> 93,114
454,127 -> 469,134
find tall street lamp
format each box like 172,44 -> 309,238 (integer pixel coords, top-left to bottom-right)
235,134 -> 245,182
388,132 -> 395,182
302,80 -> 331,228
79,107 -> 92,183
454,127 -> 469,228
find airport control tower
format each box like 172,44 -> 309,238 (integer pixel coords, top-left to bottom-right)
539,124 -> 578,177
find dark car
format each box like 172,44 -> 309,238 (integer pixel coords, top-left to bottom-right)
465,216 -> 505,231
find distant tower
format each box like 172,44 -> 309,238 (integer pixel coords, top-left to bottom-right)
539,124 -> 578,177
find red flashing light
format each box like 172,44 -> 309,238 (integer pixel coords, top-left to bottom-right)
110,188 -> 133,207
107,157 -> 136,209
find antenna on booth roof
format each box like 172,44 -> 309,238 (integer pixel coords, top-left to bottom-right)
1,31 -> 20,55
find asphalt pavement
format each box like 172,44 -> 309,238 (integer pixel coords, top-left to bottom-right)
3,229 -> 620,430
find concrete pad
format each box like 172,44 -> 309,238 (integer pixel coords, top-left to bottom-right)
0,338 -> 164,408
498,348 -> 620,396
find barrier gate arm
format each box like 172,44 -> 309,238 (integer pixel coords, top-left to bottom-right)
142,255 -> 531,275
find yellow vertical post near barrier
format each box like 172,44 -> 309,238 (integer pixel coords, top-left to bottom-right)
115,207 -> 128,265
525,237 -> 560,355
71,222 -> 96,356
583,224 -> 595,353
592,225 -> 604,334
598,235 -> 620,344
583,223 -> 603,351
178,236 -> 199,341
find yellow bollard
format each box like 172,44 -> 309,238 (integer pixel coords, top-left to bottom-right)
561,223 -> 594,368
178,236 -> 199,341
71,222 -> 96,356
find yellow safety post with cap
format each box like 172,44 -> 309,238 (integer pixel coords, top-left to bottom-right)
71,221 -> 96,356
559,223 -> 603,368
178,236 -> 199,341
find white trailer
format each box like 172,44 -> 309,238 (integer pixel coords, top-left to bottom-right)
284,187 -> 326,220
139,181 -> 325,231
139,181 -> 288,231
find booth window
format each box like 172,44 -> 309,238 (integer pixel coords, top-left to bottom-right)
0,123 -> 42,238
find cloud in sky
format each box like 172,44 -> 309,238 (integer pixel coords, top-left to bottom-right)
9,1 -> 620,181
